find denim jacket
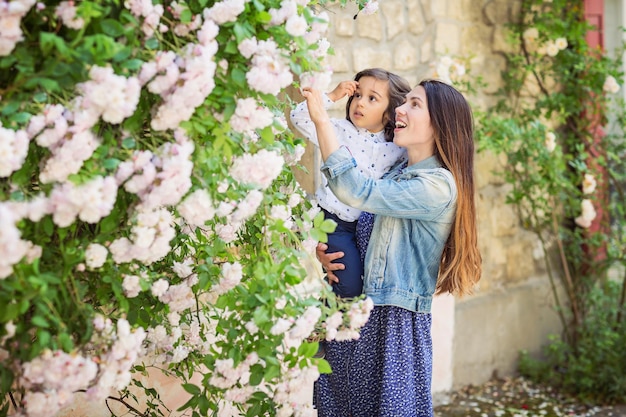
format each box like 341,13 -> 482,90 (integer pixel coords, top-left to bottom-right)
321,146 -> 457,313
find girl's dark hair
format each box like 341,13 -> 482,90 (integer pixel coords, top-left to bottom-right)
345,68 -> 411,142
418,79 -> 482,296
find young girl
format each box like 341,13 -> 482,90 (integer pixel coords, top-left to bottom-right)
290,68 -> 410,298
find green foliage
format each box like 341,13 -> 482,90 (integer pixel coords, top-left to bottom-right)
475,0 -> 626,403
519,280 -> 626,404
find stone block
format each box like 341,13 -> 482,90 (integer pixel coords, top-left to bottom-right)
382,0 -> 407,40
505,238 -> 539,282
356,12 -> 383,41
435,22 -> 461,54
483,0 -> 511,25
334,13 -> 355,37
452,277 -> 564,389
394,39 -> 419,70
327,48 -> 351,73
353,49 -> 393,73
407,0 -> 427,35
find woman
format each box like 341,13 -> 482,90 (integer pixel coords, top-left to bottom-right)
301,79 -> 482,417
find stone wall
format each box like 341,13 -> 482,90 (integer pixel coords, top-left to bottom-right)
295,0 -> 565,391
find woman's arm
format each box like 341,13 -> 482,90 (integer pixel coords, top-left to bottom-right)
316,243 -> 345,284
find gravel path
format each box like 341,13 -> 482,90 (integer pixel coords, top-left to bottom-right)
434,376 -> 626,417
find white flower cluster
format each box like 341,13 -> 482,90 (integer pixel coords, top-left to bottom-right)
177,188 -> 216,228
124,0 -> 165,37
245,39 -> 293,96
116,131 -> 194,210
0,0 -> 36,56
28,101 -> 101,184
230,98 -> 275,134
211,261 -> 243,295
522,28 -> 568,57
433,55 -> 466,86
55,1 -> 84,30
229,149 -> 285,190
28,65 -> 141,184
603,75 -> 620,94
274,365 -> 320,417
324,297 -> 374,342
78,66 -> 141,125
139,23 -> 218,131
170,2 -> 203,37
49,176 -> 118,227
20,350 -> 98,417
85,318 -> 147,401
0,123 -> 28,178
85,243 -> 108,269
0,204 -> 40,279
544,131 -> 557,152
209,353 -> 258,390
204,0 -> 245,25
575,173 -> 598,229
109,207 -> 176,264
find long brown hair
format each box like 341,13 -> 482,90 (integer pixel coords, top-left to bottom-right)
419,79 -> 482,296
345,68 -> 411,142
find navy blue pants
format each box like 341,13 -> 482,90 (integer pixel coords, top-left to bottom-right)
323,209 -> 364,298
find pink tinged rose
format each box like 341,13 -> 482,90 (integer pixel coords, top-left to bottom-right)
178,188 -> 216,227
545,131 -> 557,152
285,14 -> 307,37
229,149 -> 285,189
85,243 -> 108,269
575,199 -> 597,228
0,126 -> 29,177
603,75 -> 620,94
582,173 -> 597,194
151,278 -> 169,297
122,274 -> 142,298
237,37 -> 258,59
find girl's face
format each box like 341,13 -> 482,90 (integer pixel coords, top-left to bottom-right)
348,76 -> 390,133
393,86 -> 434,157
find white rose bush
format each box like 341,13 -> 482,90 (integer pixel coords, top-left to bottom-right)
0,0 -> 376,416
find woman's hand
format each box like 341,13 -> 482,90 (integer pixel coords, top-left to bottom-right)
316,242 -> 345,285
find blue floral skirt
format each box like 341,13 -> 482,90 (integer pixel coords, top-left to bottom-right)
313,306 -> 433,417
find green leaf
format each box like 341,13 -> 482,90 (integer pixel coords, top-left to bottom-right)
121,59 -> 144,70
317,358 -> 332,373
100,19 -> 125,37
231,67 -> 246,87
122,137 -> 136,149
145,37 -> 159,50
180,9 -> 193,23
1,101 -> 19,115
11,112 -> 31,124
33,92 -> 48,103
31,316 -> 49,328
103,158 -> 120,169
39,32 -> 72,57
182,383 -> 202,396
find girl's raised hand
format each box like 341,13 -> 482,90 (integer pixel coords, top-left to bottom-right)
328,80 -> 358,102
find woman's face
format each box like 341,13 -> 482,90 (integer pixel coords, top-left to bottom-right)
348,76 -> 390,133
393,86 -> 434,152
